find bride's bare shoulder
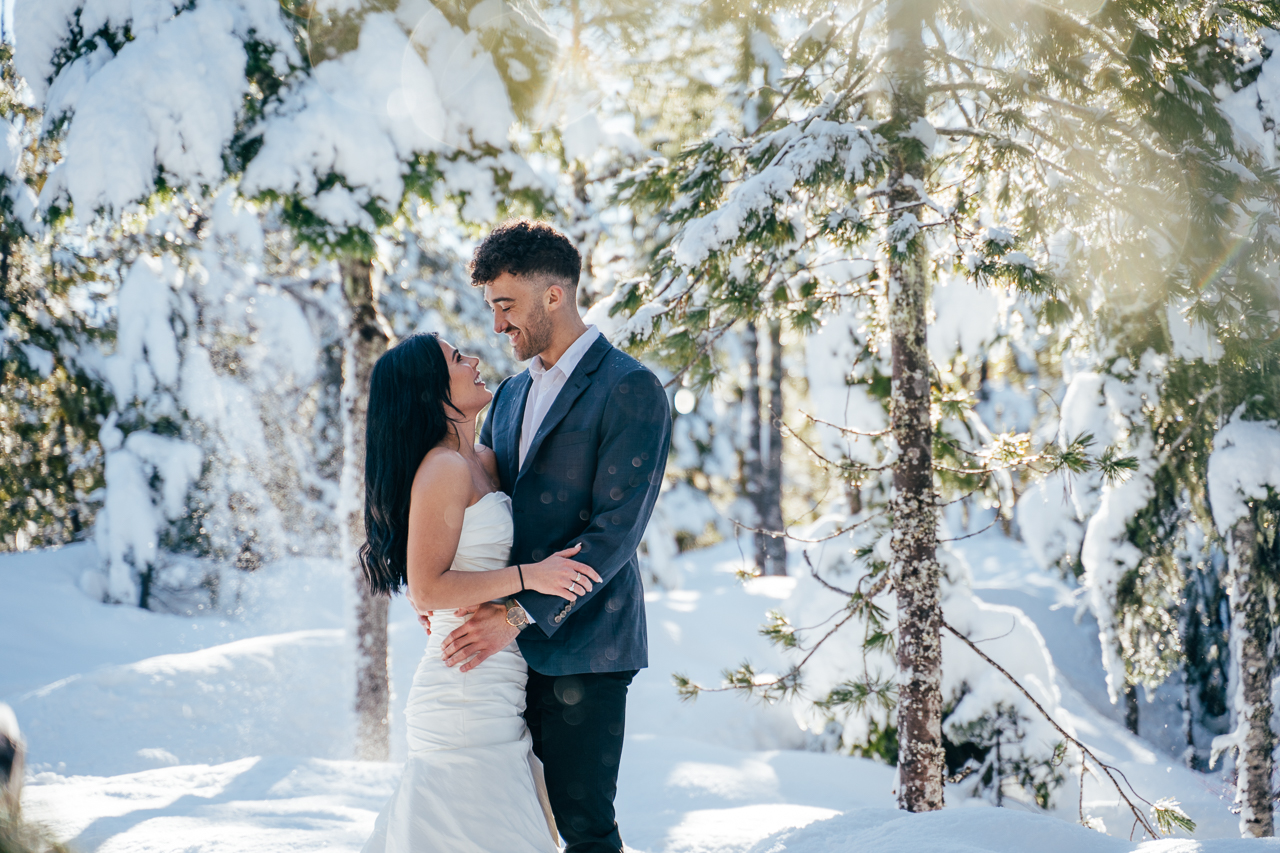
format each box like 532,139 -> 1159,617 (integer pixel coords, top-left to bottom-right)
412,447 -> 469,497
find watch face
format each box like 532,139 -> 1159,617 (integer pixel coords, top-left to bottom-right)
507,605 -> 527,626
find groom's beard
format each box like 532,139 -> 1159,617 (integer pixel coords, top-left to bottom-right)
510,306 -> 553,361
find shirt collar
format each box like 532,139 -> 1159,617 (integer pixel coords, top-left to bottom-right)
530,325 -> 600,380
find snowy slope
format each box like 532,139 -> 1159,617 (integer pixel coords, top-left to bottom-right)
0,535 -> 1265,851
955,528 -> 1239,839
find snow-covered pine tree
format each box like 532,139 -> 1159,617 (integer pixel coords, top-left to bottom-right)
1036,22 -> 1280,835
15,0 -> 557,758
615,0 -> 1280,813
1010,307 -> 1234,754
81,202 -> 346,609
0,44 -> 107,553
607,0 -> 803,577
1165,33 -> 1280,839
532,0 -> 822,581
1178,533 -> 1231,770
706,4 -> 789,578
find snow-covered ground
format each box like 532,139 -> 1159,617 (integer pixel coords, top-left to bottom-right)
2,533 -> 1271,852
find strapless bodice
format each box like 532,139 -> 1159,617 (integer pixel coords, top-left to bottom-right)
451,491 -> 513,573
430,491 -> 513,637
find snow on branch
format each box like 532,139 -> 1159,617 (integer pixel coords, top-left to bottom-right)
18,0 -> 296,216
242,7 -> 521,227
1206,412 -> 1280,534
670,116 -> 883,269
17,0 -> 544,240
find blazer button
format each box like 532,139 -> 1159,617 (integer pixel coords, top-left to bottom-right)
554,614 -> 563,623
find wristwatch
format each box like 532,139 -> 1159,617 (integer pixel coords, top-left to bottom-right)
505,599 -> 530,630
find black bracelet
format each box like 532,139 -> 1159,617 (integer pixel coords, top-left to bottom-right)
516,564 -> 525,591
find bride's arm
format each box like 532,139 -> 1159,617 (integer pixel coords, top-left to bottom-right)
405,450 -> 599,613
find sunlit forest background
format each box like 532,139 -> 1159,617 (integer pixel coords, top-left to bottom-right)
5,0 -> 1280,848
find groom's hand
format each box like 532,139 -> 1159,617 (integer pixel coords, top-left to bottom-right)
442,602 -> 519,672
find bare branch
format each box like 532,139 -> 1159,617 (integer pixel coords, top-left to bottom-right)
800,409 -> 891,437
800,550 -> 858,596
942,619 -> 1165,839
690,607 -> 860,697
730,508 -> 885,544
938,515 -> 1000,543
662,322 -> 735,389
781,419 -> 892,477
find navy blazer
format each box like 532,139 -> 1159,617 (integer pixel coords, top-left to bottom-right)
478,335 -> 671,676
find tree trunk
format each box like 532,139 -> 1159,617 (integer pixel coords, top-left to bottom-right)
742,320 -> 764,571
846,481 -> 863,517
340,256 -> 391,761
1229,512 -> 1274,838
1182,676 -> 1198,770
887,0 -> 945,814
571,163 -> 598,309
757,319 -> 786,575
1124,685 -> 1139,736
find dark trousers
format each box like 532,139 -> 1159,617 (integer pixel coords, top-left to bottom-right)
525,668 -> 636,853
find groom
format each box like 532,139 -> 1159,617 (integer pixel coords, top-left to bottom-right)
439,219 -> 671,852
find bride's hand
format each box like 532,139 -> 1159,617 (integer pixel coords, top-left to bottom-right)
524,544 -> 602,601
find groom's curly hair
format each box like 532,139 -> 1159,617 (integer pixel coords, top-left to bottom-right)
469,219 -> 581,289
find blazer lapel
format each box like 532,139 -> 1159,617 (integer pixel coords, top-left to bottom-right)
501,372 -> 531,490
515,336 -> 612,485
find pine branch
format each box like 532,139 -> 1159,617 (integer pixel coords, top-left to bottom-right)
1151,798 -> 1196,835
675,606 -> 860,701
1096,446 -> 1140,485
754,4 -> 866,131
1017,0 -> 1139,65
677,551 -> 894,704
925,21 -> 974,129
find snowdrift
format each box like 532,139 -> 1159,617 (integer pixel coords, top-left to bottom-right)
1,534 -> 1259,851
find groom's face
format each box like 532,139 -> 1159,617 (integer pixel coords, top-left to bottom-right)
483,273 -> 554,361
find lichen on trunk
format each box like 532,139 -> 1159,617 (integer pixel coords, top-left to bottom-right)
1228,511 -> 1275,837
886,0 -> 945,813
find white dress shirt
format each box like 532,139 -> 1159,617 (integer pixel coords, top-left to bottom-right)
519,325 -> 601,469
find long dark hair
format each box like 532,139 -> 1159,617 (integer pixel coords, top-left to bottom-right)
359,332 -> 462,595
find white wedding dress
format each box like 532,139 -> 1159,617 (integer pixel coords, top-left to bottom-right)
362,491 -> 558,853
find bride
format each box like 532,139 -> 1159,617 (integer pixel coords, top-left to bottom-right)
357,332 -> 598,852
